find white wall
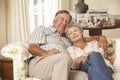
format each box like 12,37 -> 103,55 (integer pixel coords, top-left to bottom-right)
70,0 -> 120,15
0,0 -> 7,50
70,0 -> 120,38
102,28 -> 120,38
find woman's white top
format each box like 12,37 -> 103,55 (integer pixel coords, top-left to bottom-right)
67,40 -> 114,70
67,40 -> 103,59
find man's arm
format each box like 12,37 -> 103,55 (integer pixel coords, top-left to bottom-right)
84,35 -> 108,51
28,43 -> 48,57
28,44 -> 60,57
83,36 -> 100,42
98,35 -> 108,52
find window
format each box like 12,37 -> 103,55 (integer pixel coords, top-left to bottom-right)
29,0 -> 57,33
29,0 -> 44,33
29,0 -> 70,33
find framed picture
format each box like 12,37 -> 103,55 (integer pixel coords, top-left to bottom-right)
76,13 -> 88,27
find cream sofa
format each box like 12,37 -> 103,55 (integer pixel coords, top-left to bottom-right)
1,38 -> 120,80
0,41 -> 88,80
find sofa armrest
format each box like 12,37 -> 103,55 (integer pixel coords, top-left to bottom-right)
1,41 -> 32,61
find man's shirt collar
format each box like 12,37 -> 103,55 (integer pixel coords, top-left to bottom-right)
48,25 -> 57,33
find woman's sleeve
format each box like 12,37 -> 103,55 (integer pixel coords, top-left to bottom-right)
67,47 -> 74,60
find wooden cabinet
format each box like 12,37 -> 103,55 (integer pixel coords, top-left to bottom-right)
82,26 -> 117,36
0,58 -> 13,80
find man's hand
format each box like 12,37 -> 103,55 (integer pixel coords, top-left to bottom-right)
28,44 -> 60,57
98,35 -> 108,52
84,35 -> 108,52
48,48 -> 60,55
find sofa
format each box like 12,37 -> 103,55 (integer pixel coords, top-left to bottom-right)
1,38 -> 120,80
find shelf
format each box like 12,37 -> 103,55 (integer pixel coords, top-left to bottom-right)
82,26 -> 116,30
82,26 -> 117,36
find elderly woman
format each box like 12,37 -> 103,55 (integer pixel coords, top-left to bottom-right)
65,22 -> 114,80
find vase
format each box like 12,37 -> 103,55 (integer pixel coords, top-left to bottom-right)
74,0 -> 89,13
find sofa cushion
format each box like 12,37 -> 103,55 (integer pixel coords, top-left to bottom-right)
69,70 -> 88,80
104,39 -> 116,60
113,72 -> 120,80
1,41 -> 32,61
26,77 -> 42,80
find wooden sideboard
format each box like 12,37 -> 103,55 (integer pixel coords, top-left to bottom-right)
0,58 -> 13,80
82,26 -> 117,36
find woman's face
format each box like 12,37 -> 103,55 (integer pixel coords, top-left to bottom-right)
67,27 -> 83,43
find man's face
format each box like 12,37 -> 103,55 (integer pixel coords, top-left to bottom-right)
54,13 -> 71,35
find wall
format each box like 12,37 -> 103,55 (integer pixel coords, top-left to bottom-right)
0,0 -> 7,50
70,0 -> 120,38
70,0 -> 120,15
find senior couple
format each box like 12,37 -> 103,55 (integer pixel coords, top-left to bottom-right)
28,10 -> 113,80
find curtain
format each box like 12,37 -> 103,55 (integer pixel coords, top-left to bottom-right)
6,0 -> 30,43
58,0 -> 70,10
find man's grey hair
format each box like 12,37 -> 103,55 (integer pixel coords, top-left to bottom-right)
54,10 -> 72,22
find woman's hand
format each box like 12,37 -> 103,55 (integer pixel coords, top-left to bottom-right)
72,55 -> 86,69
